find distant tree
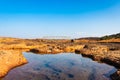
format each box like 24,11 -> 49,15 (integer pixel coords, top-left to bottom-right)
71,39 -> 74,43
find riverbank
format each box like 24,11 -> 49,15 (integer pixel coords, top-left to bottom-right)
0,50 -> 27,77
0,37 -> 120,79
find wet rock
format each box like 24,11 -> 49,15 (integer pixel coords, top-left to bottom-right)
93,55 -> 103,61
101,57 -> 120,68
81,54 -> 94,60
29,48 -> 40,53
110,69 -> 120,80
75,50 -> 81,54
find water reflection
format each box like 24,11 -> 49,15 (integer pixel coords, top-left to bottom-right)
2,52 -> 117,80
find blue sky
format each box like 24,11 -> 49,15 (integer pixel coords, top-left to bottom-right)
0,0 -> 120,38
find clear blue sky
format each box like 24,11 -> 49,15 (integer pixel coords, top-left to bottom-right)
0,0 -> 120,38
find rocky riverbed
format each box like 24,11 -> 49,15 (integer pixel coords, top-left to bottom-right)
0,37 -> 120,79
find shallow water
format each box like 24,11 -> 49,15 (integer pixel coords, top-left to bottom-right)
2,52 -> 117,80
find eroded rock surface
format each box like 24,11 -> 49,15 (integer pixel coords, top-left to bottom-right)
0,50 -> 27,77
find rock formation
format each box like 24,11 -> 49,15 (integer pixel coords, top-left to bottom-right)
0,37 -> 120,79
0,50 -> 27,77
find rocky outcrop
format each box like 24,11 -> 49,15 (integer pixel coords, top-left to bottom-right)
75,44 -> 120,67
74,44 -> 120,80
29,45 -> 85,54
0,37 -> 120,79
0,50 -> 27,77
